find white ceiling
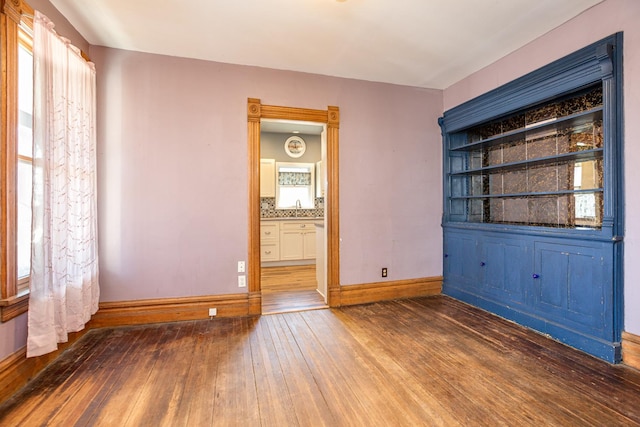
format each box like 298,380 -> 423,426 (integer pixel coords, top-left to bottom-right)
49,0 -> 602,90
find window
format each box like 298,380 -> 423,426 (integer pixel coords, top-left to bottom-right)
1,0 -> 34,321
275,162 -> 316,209
17,26 -> 34,293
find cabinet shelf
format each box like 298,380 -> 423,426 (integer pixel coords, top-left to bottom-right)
450,188 -> 603,200
449,148 -> 603,176
450,107 -> 603,152
445,83 -> 605,230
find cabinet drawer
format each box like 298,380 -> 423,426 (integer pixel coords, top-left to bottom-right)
280,221 -> 314,230
260,223 -> 279,241
261,243 -> 280,261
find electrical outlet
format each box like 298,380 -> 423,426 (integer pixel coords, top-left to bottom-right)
208,308 -> 217,317
238,275 -> 246,287
238,261 -> 245,273
382,268 -> 388,278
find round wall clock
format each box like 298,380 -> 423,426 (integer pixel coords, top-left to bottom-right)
284,136 -> 306,158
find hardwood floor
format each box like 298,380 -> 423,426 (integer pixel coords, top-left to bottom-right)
261,265 -> 327,314
2,296 -> 640,426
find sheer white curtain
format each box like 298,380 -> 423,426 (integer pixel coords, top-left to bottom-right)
27,11 -> 99,358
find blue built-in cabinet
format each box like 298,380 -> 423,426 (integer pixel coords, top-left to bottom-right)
439,34 -> 624,363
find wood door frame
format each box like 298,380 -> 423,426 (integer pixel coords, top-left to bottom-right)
247,99 -> 341,314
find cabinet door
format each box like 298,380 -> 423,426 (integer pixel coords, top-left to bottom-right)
533,241 -> 612,337
260,159 -> 276,198
444,232 -> 480,287
480,237 -> 529,306
280,229 -> 304,260
303,230 -> 316,259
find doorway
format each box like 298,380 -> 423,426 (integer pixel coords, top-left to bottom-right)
247,99 -> 340,315
260,119 -> 326,314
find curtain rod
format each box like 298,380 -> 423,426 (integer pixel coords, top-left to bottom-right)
19,12 -> 92,62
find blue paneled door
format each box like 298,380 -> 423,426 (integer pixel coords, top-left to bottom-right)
444,233 -> 480,286
480,237 -> 529,307
533,241 -> 612,340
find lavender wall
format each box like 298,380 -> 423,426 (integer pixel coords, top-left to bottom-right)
443,0 -> 640,335
0,314 -> 27,360
91,46 -> 444,301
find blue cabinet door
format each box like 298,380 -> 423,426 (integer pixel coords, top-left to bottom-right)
444,232 -> 480,287
480,237 -> 529,306
533,241 -> 612,339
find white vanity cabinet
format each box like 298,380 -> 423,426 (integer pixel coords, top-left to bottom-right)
279,221 -> 316,261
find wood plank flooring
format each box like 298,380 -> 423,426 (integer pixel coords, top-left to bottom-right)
2,296 -> 640,426
261,265 -> 327,314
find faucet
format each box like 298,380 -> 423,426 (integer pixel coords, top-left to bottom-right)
295,199 -> 301,217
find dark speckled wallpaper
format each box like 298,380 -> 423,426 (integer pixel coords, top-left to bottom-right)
463,85 -> 604,228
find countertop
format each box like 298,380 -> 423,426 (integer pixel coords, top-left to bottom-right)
260,217 -> 324,221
